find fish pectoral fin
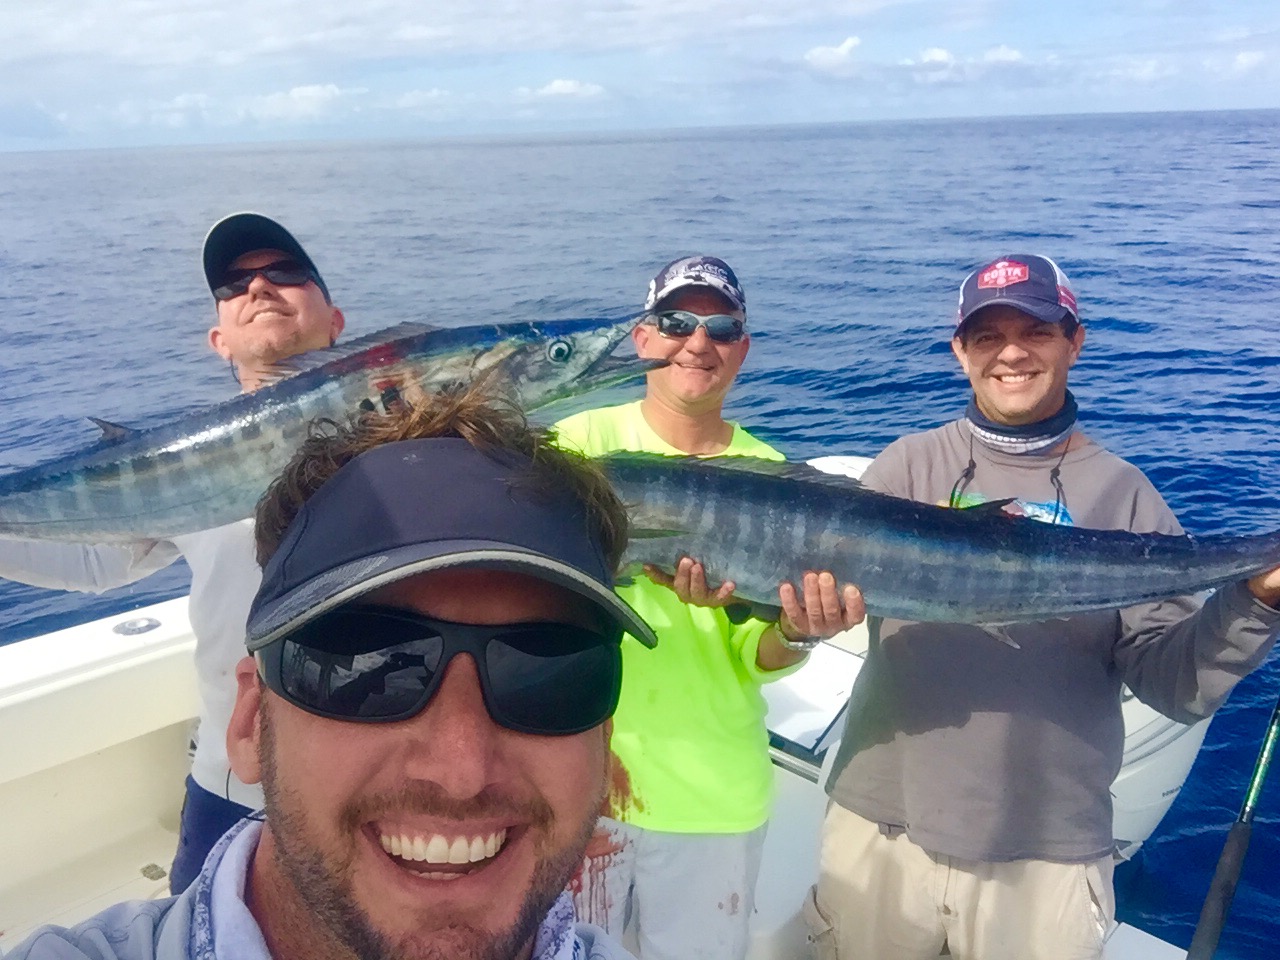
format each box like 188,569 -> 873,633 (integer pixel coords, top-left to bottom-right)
977,624 -> 1022,649
88,417 -> 138,442
725,600 -> 784,625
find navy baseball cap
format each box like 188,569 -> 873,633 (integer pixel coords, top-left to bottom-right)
956,254 -> 1079,331
645,255 -> 747,315
202,212 -> 331,302
246,437 -> 658,652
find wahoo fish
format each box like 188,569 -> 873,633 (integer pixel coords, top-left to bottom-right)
0,318 -> 657,543
602,454 -> 1280,625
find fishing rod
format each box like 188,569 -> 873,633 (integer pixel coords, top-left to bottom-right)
1186,692 -> 1280,959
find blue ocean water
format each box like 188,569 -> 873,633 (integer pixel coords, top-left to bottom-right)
1,110 -> 1279,955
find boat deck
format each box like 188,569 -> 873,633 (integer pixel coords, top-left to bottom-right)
0,598 -> 1186,958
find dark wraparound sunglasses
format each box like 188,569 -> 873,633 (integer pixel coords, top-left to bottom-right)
213,260 -> 320,301
255,606 -> 623,736
645,310 -> 746,344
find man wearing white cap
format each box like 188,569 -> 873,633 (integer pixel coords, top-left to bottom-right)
806,254 -> 1280,960
0,213 -> 346,891
554,256 -> 863,960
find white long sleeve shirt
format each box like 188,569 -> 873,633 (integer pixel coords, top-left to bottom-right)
0,521 -> 265,808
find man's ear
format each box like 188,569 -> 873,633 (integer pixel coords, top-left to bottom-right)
328,306 -> 346,345
950,335 -> 971,376
208,323 -> 233,361
227,656 -> 265,785
631,322 -> 651,354
1068,324 -> 1086,365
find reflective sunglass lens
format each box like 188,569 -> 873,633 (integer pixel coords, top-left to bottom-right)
483,627 -> 622,734
653,311 -> 744,343
214,262 -> 313,300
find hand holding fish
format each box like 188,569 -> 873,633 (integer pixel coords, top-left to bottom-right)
1246,565 -> 1280,608
777,571 -> 866,641
643,556 -> 737,607
643,558 -> 864,669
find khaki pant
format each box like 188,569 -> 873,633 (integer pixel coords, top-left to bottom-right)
805,804 -> 1114,960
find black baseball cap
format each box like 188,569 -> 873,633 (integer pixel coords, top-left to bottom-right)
246,437 -> 658,652
202,212 -> 330,301
956,254 -> 1079,332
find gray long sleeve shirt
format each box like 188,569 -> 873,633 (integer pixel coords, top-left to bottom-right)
825,419 -> 1280,863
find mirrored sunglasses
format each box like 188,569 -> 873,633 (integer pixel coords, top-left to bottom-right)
646,310 -> 746,344
255,606 -> 623,736
213,260 -> 319,301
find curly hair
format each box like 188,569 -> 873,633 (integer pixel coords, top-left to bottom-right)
253,383 -> 629,570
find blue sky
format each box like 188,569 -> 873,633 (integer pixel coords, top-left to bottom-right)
2,0 -> 1277,150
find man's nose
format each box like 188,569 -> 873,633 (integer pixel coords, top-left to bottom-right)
683,324 -> 713,350
996,339 -> 1031,362
399,654 -> 500,798
245,269 -> 279,296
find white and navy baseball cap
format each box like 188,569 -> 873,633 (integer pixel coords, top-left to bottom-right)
246,437 -> 658,652
644,255 -> 747,315
202,212 -> 330,302
956,254 -> 1079,332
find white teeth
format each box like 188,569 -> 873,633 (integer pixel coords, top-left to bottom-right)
426,835 -> 450,863
379,828 -> 508,865
448,836 -> 471,864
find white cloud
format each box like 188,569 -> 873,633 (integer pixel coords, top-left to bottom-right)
1232,50 -> 1266,72
242,84 -> 356,122
1110,57 -> 1176,84
1,1 -> 904,70
984,45 -> 1024,64
516,79 -> 606,100
395,88 -> 450,109
804,37 -> 862,78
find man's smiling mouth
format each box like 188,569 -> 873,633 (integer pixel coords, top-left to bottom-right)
378,827 -> 509,875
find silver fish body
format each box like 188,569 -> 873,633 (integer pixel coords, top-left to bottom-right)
603,454 -> 1280,624
0,317 -> 653,542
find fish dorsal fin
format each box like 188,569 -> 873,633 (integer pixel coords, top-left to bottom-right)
88,417 -> 137,442
958,497 -> 1017,516
601,452 -> 868,492
256,322 -> 440,386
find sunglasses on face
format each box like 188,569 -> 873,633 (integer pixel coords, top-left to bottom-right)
255,606 -> 623,736
645,310 -> 746,344
213,260 -> 319,301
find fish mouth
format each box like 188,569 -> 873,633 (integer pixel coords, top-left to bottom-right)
583,353 -> 668,387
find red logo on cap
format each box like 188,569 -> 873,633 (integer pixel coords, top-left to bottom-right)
977,261 -> 1029,289
1057,285 -> 1077,312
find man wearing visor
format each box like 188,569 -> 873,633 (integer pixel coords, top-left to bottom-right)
0,212 -> 346,892
8,388 -> 650,960
554,256 -> 863,959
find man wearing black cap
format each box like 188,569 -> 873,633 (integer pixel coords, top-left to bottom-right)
6,389 -> 648,960
0,213 -> 348,892
554,256 -> 862,960
806,255 -> 1280,960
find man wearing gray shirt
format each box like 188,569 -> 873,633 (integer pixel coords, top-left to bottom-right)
805,254 -> 1280,960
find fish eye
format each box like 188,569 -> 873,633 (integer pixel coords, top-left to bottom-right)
546,339 -> 574,363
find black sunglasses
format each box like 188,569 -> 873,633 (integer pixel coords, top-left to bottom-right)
255,606 -> 623,736
646,310 -> 746,344
213,260 -> 319,301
